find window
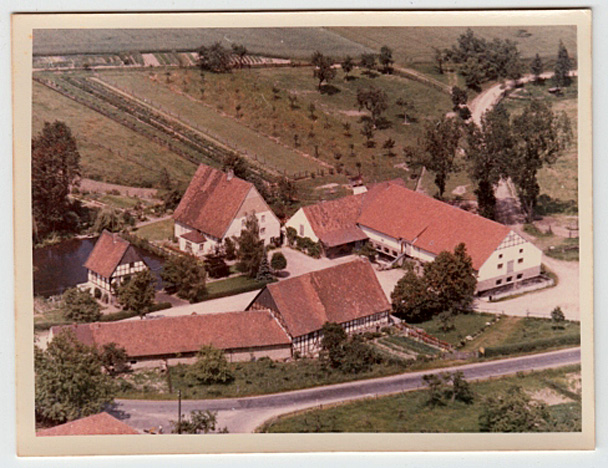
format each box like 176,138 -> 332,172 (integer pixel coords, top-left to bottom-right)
498,254 -> 503,259
261,215 -> 265,223
299,224 -> 304,236
518,258 -> 524,264
392,250 -> 398,256
497,263 -> 503,269
496,279 -> 502,285
260,227 -> 266,235
506,276 -> 513,282
185,241 -> 192,252
516,273 -> 523,279
519,248 -> 524,254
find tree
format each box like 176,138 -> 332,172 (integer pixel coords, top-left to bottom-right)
531,53 -> 544,83
171,410 -> 219,434
35,331 -> 115,424
116,269 -> 155,318
383,138 -> 396,157
341,55 -> 355,79
270,251 -> 287,272
161,255 -> 207,303
256,249 -> 274,282
92,207 -> 134,233
510,100 -> 566,221
205,246 -> 230,279
465,104 -> 513,219
554,40 -> 572,88
319,322 -> 347,369
223,237 -> 237,261
222,152 -> 250,180
187,345 -> 233,384
340,335 -> 377,374
395,97 -> 416,125
360,119 -> 376,148
99,343 -> 131,377
356,86 -> 388,128
432,47 -> 446,74
423,371 -> 474,407
422,374 -> 446,407
379,45 -> 394,74
277,177 -> 298,204
391,268 -> 433,322
479,385 -> 551,432
311,51 -> 336,91
32,121 -> 81,240
236,213 -> 264,277
450,371 -> 474,404
198,42 -> 232,73
551,306 -> 566,329
61,287 -> 101,323
360,53 -> 376,74
418,116 -> 462,198
451,86 -> 468,111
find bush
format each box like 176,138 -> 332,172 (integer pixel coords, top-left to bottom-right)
61,288 -> 102,323
188,345 -> 234,385
148,302 -> 172,312
483,334 -> 580,358
270,252 -> 287,271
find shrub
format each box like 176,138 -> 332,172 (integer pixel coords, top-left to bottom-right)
61,288 -> 102,323
270,252 -> 287,271
187,345 -> 233,385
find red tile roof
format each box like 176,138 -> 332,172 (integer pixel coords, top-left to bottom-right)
302,194 -> 368,247
174,164 -> 252,239
37,412 -> 139,436
357,184 -> 511,270
52,310 -> 291,359
181,230 -> 206,243
255,259 -> 390,338
83,231 -> 142,279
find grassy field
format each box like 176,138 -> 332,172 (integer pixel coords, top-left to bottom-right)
133,218 -> 174,242
330,26 -> 577,71
415,312 -> 580,351
96,65 -> 450,185
32,81 -> 198,188
260,364 -> 581,432
33,27 -> 373,58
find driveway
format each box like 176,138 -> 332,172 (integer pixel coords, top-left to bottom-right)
112,347 -> 580,433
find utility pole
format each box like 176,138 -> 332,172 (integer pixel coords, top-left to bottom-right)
177,390 -> 182,434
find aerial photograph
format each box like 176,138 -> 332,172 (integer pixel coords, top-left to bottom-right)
27,21 -> 586,442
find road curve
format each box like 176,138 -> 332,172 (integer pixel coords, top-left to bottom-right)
113,347 -> 580,433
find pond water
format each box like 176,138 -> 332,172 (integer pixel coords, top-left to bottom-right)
33,237 -> 165,297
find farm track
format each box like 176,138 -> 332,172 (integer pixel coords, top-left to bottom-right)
33,74 -> 284,181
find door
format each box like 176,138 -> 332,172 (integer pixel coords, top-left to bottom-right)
507,260 -> 514,273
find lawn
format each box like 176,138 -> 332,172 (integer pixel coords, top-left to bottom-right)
416,312 -> 496,347
133,218 -> 175,242
203,275 -> 270,300
117,355 -> 408,401
96,65 -> 451,185
97,194 -> 149,210
32,80 -> 198,188
260,364 -> 582,433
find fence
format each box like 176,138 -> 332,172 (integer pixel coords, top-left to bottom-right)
397,322 -> 455,353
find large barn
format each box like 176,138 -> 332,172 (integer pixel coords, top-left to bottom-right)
285,180 -> 542,293
173,164 -> 281,256
246,258 -> 391,356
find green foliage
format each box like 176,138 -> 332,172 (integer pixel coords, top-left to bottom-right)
311,51 -> 337,91
205,246 -> 230,279
198,41 -> 232,73
61,287 -> 101,323
551,306 -> 566,328
256,250 -> 274,282
392,244 -> 477,323
270,251 -> 287,271
356,86 -> 389,128
320,322 -> 348,369
223,237 -> 237,261
319,323 -> 379,374
341,55 -> 355,78
360,53 -> 376,73
236,213 -> 265,278
188,345 -> 234,385
451,86 -> 468,110
379,45 -> 394,74
35,331 -> 115,424
92,208 -> 135,233
482,333 -> 580,358
531,53 -> 544,82
116,269 -> 156,317
354,241 -> 377,263
285,226 -> 298,246
161,254 -> 207,303
554,40 -> 572,88
423,371 -> 475,407
32,121 -> 81,241
99,342 -> 131,377
479,385 -> 550,432
171,410 -> 219,434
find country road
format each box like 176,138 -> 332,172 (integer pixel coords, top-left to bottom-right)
112,347 -> 580,434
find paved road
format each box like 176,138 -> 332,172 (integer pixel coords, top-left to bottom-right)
112,347 -> 580,434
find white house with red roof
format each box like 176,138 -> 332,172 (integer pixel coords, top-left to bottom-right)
173,164 -> 280,256
83,231 -> 148,303
286,181 -> 542,293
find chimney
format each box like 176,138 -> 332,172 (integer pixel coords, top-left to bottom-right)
226,169 -> 234,181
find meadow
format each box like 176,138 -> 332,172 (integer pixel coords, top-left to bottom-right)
260,365 -> 581,432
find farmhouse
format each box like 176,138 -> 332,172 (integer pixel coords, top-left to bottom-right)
246,259 -> 391,356
37,412 -> 139,436
51,310 -> 292,367
286,181 -> 542,293
173,164 -> 280,256
82,230 -> 148,303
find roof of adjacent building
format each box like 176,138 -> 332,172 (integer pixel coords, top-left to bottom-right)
252,259 -> 390,338
357,183 -> 511,270
52,310 -> 291,359
181,230 -> 206,244
173,164 -> 253,239
302,194 -> 368,248
37,412 -> 139,436
83,231 -> 144,279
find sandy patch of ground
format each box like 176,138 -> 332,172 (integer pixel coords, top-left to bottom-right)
565,372 -> 582,395
452,184 -> 469,196
339,109 -> 367,117
79,178 -> 159,200
529,388 -> 571,406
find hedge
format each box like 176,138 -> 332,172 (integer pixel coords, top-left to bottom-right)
482,333 -> 580,358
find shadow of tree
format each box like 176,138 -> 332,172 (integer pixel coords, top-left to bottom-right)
536,194 -> 578,216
